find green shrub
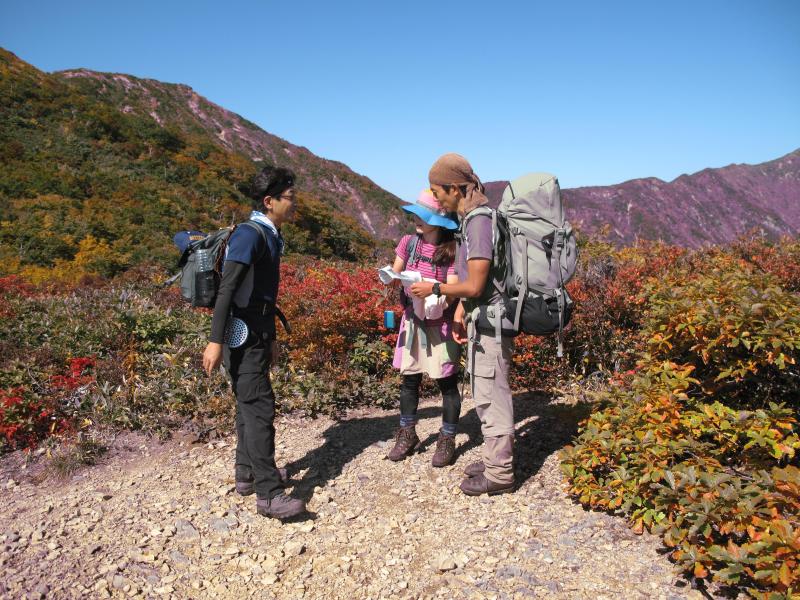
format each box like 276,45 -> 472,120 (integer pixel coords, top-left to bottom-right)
0,259 -> 403,449
562,248 -> 800,598
118,307 -> 185,353
643,253 -> 800,407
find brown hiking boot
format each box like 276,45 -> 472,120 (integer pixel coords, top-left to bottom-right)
256,493 -> 306,520
464,461 -> 485,477
431,432 -> 456,467
236,468 -> 288,496
386,425 -> 419,461
459,472 -> 514,496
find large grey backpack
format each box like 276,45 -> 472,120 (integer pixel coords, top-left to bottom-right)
500,172 -> 577,355
465,172 -> 577,357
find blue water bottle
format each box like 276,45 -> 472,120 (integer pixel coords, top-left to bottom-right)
383,310 -> 396,330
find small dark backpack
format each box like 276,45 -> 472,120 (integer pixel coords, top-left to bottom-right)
173,222 -> 265,307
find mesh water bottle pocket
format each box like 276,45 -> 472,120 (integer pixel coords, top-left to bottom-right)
193,270 -> 217,307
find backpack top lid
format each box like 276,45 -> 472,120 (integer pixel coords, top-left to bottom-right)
500,172 -> 563,225
173,230 -> 205,254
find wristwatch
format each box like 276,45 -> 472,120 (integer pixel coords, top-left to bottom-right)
432,282 -> 442,297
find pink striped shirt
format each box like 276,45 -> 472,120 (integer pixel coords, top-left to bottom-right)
395,235 -> 455,282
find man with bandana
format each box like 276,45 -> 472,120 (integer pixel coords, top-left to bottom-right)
202,165 -> 306,519
411,153 -> 516,496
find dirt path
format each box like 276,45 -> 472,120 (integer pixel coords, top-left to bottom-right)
1,393 -> 701,599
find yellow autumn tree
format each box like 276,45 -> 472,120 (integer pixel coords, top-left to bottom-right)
18,235 -> 130,283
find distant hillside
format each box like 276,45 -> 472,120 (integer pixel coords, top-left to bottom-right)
56,68 -> 405,239
484,150 -> 800,246
0,48 -> 405,279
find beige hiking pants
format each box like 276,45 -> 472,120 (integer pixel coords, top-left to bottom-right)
468,329 -> 515,484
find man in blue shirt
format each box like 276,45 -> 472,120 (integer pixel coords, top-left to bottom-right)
202,166 -> 306,519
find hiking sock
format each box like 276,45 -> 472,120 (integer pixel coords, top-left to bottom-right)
441,421 -> 457,437
399,414 -> 418,428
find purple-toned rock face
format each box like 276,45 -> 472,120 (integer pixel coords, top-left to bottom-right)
483,149 -> 800,247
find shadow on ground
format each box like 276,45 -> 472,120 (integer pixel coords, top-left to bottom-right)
439,390 -> 593,488
285,391 -> 594,499
284,406 -> 439,501
509,391 -> 593,488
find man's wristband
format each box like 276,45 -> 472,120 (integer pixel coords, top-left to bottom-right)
432,282 -> 442,297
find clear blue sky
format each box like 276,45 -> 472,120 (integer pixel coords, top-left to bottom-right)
2,0 -> 799,200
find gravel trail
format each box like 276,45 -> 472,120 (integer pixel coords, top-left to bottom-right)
1,392 -> 701,599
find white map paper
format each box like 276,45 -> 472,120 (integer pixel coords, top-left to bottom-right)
377,266 -> 422,285
378,267 -> 447,320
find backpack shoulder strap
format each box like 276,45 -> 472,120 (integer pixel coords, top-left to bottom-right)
461,207 -> 507,325
462,206 -> 493,228
489,208 -> 505,295
460,206 -> 493,248
241,220 -> 275,263
461,206 -> 503,293
406,233 -> 421,268
241,220 -> 268,243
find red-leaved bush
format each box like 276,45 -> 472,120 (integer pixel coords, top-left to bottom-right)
0,386 -> 71,450
278,261 -> 399,371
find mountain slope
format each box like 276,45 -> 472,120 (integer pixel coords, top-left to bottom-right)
56,67 -> 404,238
0,48 -> 403,277
484,150 -> 800,246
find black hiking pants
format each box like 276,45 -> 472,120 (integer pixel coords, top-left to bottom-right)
224,330 -> 283,499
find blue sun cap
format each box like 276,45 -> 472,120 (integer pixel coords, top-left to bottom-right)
401,189 -> 459,230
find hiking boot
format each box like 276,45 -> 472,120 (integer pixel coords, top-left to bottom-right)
236,467 -> 288,496
459,472 -> 514,496
464,461 -> 485,477
386,425 -> 420,461
431,432 -> 456,467
256,493 -> 306,520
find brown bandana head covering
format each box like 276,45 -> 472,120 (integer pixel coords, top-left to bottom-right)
428,153 -> 489,216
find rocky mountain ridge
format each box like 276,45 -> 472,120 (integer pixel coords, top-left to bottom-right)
485,149 -> 800,246
0,47 -> 401,273
2,47 -> 797,252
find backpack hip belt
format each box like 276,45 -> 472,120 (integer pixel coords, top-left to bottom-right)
465,310 -> 478,398
232,304 -> 291,335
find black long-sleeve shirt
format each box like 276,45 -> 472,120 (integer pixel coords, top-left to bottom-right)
209,261 -> 250,344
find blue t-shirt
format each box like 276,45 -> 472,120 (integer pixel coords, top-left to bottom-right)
224,221 -> 282,308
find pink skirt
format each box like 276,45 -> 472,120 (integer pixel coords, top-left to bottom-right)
392,312 -> 461,379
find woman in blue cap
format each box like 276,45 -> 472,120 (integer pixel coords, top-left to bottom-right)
384,189 -> 463,467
